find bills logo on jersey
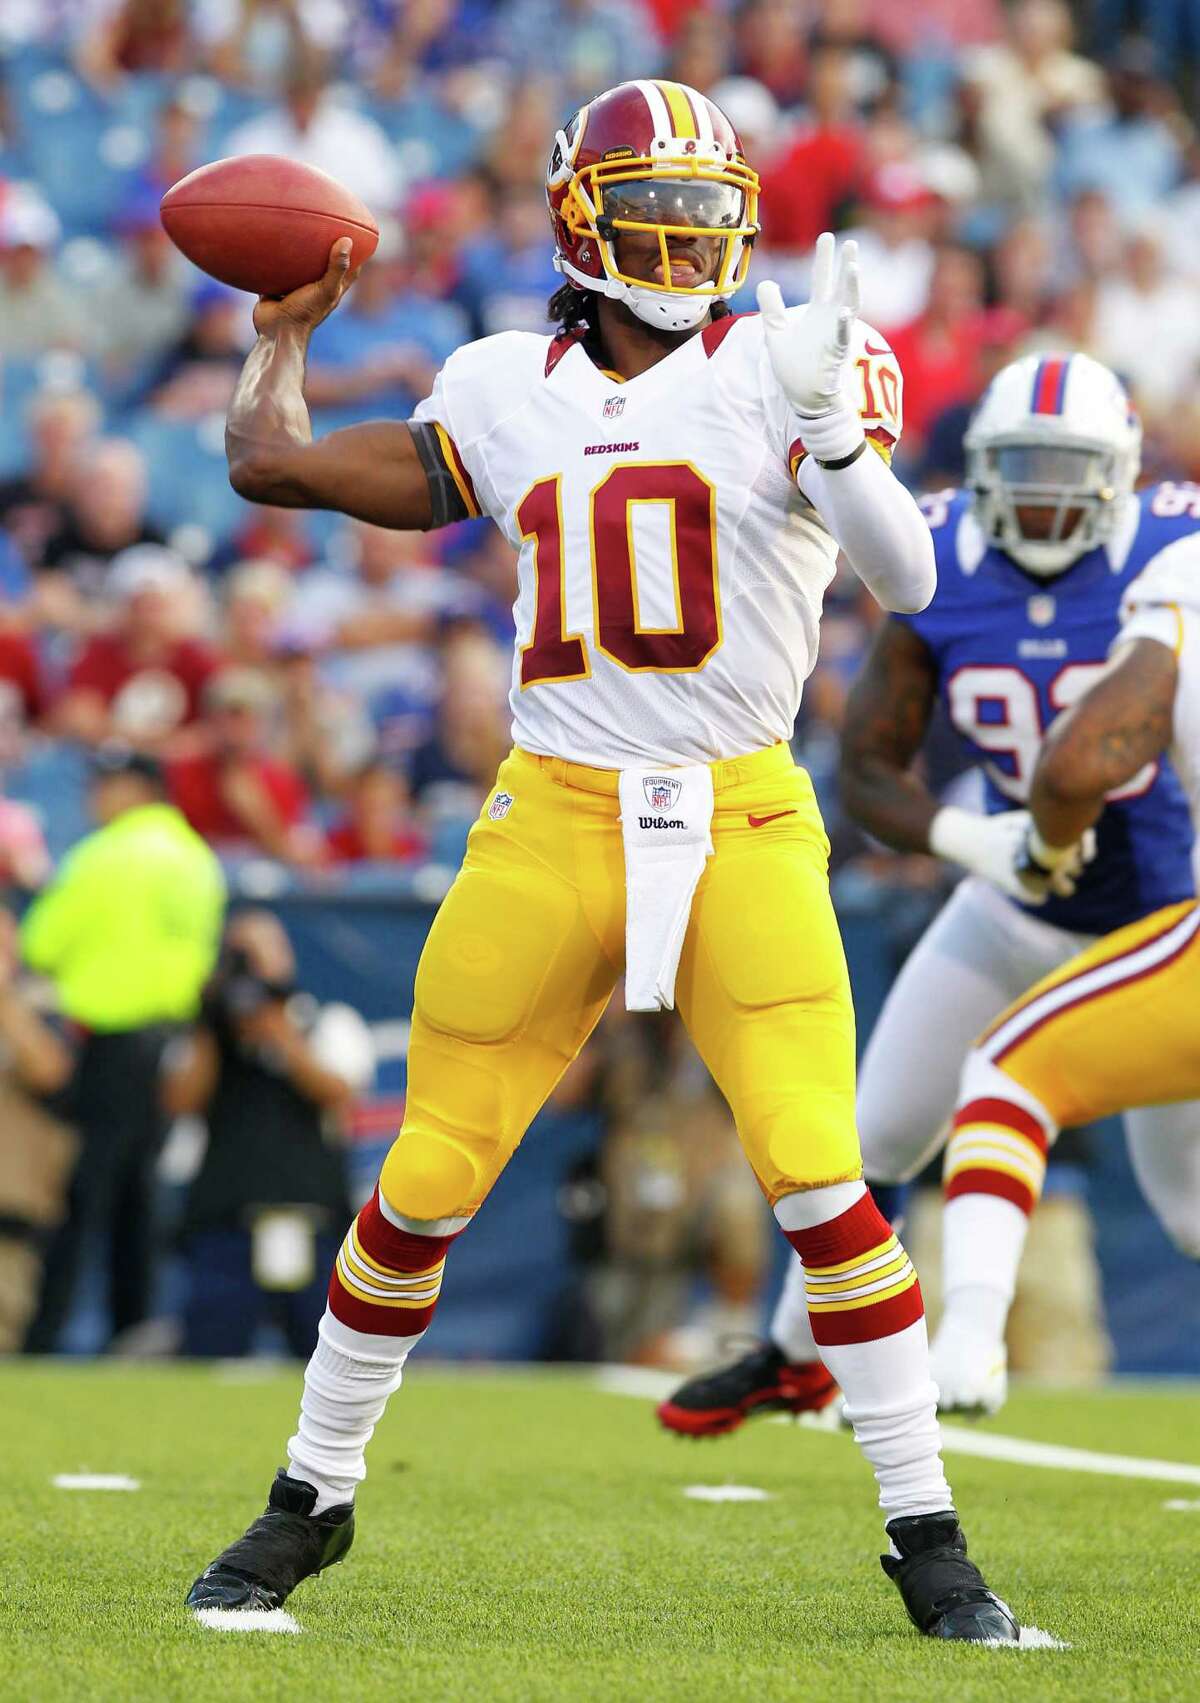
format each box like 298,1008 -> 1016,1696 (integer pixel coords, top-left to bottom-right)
644,775 -> 682,811
1027,594 -> 1056,627
488,791 -> 515,820
602,395 -> 625,420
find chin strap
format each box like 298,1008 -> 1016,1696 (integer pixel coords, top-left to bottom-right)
557,255 -> 729,333
623,282 -> 714,331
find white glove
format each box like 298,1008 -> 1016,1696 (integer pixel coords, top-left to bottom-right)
757,231 -> 864,463
929,806 -> 1094,904
1014,820 -> 1098,901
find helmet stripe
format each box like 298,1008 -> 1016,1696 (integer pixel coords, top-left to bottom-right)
655,79 -> 697,139
634,78 -> 673,139
1031,356 -> 1070,414
680,82 -> 715,144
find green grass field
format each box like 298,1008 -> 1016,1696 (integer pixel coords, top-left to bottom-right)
2,1363 -> 1198,1703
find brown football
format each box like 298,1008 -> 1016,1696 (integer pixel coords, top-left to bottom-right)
159,154 -> 380,297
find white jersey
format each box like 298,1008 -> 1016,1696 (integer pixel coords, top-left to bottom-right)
411,314 -> 902,768
1120,526 -> 1200,829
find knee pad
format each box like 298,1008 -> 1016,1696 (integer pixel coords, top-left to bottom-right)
380,1128 -> 481,1223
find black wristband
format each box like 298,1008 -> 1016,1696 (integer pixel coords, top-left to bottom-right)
815,440 -> 867,471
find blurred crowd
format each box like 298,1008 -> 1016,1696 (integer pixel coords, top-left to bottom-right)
0,0 -> 1191,1364
0,1 -> 1199,869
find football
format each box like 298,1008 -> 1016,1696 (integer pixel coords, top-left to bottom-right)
159,154 -> 380,298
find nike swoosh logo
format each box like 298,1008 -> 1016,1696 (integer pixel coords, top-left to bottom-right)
748,811 -> 797,828
863,341 -> 890,356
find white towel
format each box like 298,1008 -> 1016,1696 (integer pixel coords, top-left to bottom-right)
618,765 -> 715,1012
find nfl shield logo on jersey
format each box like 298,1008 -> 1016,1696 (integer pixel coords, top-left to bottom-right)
603,395 -> 625,420
488,791 -> 515,820
643,775 -> 682,812
1027,593 -> 1056,627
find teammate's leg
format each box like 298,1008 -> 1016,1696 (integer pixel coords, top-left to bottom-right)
676,765 -> 1015,1640
188,759 -> 623,1609
762,877 -> 1081,1393
936,900 -> 1200,1412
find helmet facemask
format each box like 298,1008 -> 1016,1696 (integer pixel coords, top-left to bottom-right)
967,434 -> 1133,578
551,133 -> 760,332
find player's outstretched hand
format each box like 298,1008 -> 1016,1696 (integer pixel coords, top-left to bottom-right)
757,231 -> 860,418
253,238 -> 360,339
1013,821 -> 1097,902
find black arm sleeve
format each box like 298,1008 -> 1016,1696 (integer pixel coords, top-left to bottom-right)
408,423 -> 474,530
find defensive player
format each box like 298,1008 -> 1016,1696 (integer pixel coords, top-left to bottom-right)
660,352 -> 1200,1433
933,501 -> 1200,1412
186,81 -> 1018,1642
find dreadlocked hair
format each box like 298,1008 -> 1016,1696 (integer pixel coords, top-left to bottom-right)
546,281 -> 731,346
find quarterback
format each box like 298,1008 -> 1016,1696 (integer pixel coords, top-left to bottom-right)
186,80 -> 1017,1642
661,352 -> 1200,1430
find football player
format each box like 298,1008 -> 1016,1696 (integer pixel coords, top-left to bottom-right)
936,491 -> 1200,1409
186,80 -> 1018,1643
659,352 -> 1200,1430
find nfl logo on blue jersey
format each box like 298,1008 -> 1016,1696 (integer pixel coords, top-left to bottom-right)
644,775 -> 681,811
603,395 -> 625,420
1027,594 -> 1056,627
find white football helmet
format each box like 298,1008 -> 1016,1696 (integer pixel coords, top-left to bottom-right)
965,352 -> 1141,578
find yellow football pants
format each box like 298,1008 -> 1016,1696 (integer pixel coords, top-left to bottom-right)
977,899 -> 1200,1128
381,743 -> 861,1222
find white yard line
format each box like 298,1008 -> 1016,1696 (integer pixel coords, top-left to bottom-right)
597,1365 -> 1200,1486
683,1484 -> 771,1502
936,1424 -> 1200,1486
193,1608 -> 302,1635
52,1473 -> 140,1491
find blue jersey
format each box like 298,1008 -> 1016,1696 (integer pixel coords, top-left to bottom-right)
897,486 -> 1196,933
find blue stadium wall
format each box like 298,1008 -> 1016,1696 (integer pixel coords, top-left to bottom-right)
250,876 -> 1200,1377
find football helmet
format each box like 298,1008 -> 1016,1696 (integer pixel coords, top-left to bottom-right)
547,79 -> 760,333
965,352 -> 1142,578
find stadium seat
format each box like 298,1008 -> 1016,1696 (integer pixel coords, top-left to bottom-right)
122,412 -> 250,546
6,741 -> 91,862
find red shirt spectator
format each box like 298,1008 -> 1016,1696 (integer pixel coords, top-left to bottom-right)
761,124 -> 866,250
169,746 -> 309,845
759,48 -> 866,251
0,630 -> 45,726
55,545 -> 219,747
67,631 -> 218,733
324,763 -> 427,866
886,246 -> 993,443
325,819 -> 426,864
167,668 -> 316,866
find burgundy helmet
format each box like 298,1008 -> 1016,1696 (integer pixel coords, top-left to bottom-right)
546,79 -> 760,332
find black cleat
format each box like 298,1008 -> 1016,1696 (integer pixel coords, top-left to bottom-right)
881,1511 -> 1019,1643
186,1470 -> 355,1613
656,1342 -> 839,1437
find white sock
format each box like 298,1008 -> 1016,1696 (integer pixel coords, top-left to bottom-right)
769,1253 -> 821,1364
286,1310 -> 423,1513
775,1183 -> 952,1523
941,1191 -> 1029,1343
831,1319 -> 952,1521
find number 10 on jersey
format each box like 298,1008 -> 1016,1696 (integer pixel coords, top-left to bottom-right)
517,461 -> 722,686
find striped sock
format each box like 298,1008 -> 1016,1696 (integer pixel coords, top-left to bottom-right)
328,1187 -> 458,1336
287,1188 -> 464,1512
944,1096 -> 1050,1219
940,1091 -> 1054,1342
786,1189 -> 925,1348
777,1185 -> 950,1521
